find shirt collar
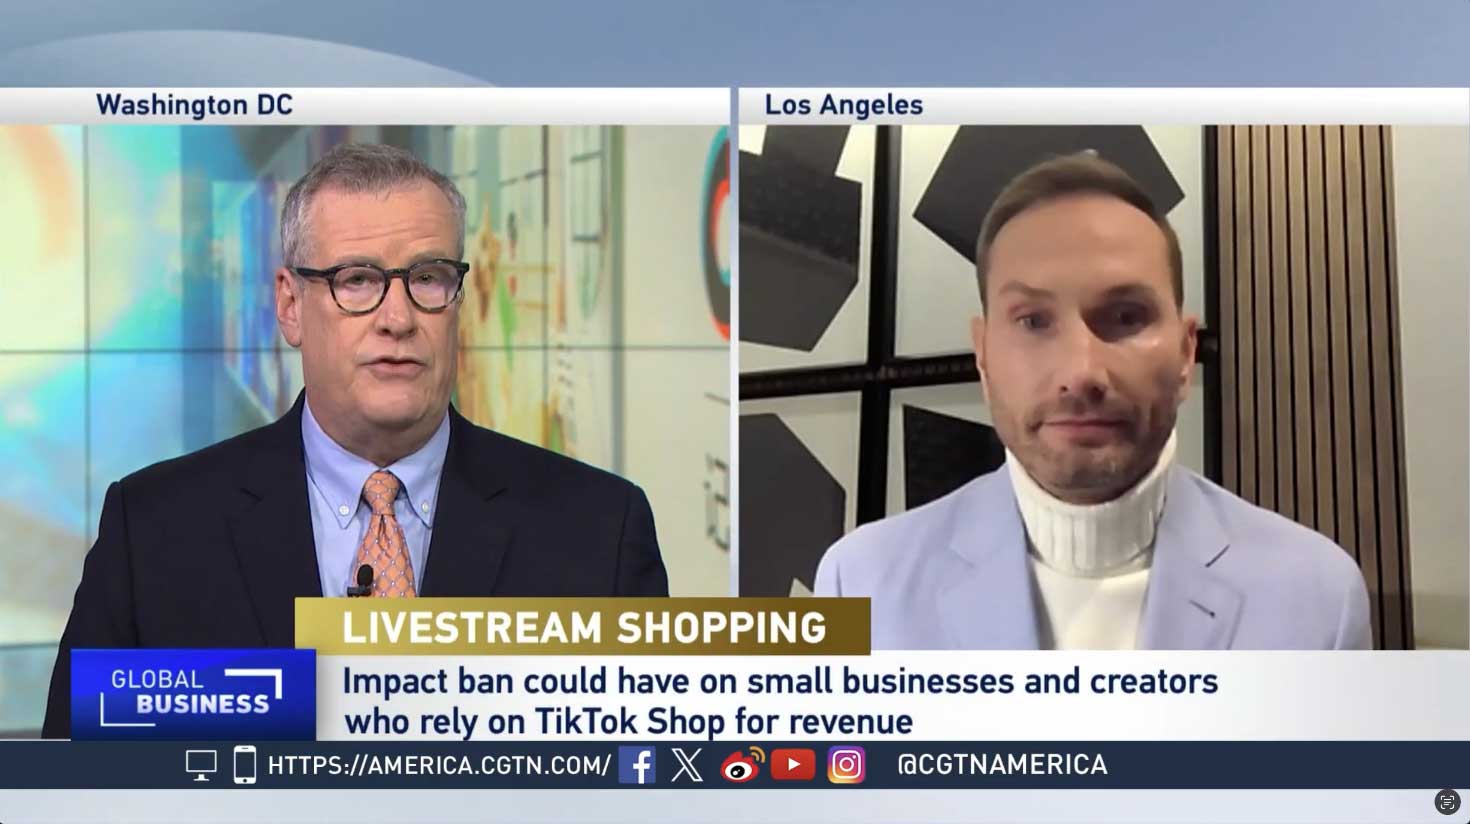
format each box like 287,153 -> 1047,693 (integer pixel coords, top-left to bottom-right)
301,398 -> 451,530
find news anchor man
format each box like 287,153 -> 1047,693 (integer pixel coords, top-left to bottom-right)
815,152 -> 1370,651
44,144 -> 668,737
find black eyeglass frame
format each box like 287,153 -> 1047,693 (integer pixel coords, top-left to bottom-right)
291,259 -> 470,315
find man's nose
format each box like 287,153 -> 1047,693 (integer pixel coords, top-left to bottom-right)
373,277 -> 418,336
1056,320 -> 1109,401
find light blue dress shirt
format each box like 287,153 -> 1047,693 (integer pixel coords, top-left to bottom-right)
301,399 -> 451,597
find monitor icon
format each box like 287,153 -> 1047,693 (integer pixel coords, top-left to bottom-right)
185,749 -> 218,783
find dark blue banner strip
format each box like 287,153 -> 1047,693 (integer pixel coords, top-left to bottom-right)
0,741 -> 1466,789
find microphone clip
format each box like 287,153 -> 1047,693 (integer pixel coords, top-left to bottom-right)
347,563 -> 375,598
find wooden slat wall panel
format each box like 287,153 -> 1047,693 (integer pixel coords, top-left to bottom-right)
1362,127 -> 1409,647
1219,128 -> 1238,492
1269,126 -> 1295,520
1213,125 -> 1414,650
1343,128 -> 1383,642
1324,128 -> 1356,569
1287,127 -> 1316,528
1251,126 -> 1277,512
1380,128 -> 1415,646
1305,127 -> 1336,538
1234,128 -> 1258,504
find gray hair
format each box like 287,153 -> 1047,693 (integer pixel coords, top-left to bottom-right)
279,142 -> 467,268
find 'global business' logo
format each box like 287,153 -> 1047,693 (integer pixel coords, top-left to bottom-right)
70,649 -> 315,740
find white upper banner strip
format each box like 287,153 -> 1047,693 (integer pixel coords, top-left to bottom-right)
0,88 -> 730,125
3,88 -> 1462,126
739,87 -> 1470,124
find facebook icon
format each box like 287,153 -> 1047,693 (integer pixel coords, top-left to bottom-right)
617,746 -> 657,785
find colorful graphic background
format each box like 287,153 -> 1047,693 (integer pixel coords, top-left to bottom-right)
0,124 -> 731,733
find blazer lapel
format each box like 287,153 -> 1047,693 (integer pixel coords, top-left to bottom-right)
1137,470 -> 1244,649
419,407 -> 513,596
938,470 -> 1041,649
228,394 -> 322,647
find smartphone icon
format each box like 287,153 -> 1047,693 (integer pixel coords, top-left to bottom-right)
233,745 -> 257,785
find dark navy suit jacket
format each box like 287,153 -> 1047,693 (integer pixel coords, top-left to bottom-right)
43,394 -> 667,737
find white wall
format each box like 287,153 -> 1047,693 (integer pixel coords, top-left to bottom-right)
620,126 -> 732,596
1392,125 -> 1470,649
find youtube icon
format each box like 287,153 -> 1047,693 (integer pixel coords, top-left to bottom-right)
770,748 -> 816,781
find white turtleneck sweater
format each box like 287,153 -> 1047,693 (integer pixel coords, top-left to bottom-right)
1006,433 -> 1177,650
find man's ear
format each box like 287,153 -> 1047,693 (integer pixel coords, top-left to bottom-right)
970,314 -> 989,400
276,268 -> 304,348
1177,312 -> 1199,404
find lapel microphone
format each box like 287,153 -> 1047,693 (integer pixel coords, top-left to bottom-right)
346,564 -> 374,597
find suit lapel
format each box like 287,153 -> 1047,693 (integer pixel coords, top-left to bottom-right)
419,408 -> 513,596
938,470 -> 1041,649
1137,470 -> 1244,649
228,394 -> 322,647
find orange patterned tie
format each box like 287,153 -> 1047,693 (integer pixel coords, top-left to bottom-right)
353,470 -> 416,598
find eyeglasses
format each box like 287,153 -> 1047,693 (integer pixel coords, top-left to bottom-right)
291,259 -> 470,315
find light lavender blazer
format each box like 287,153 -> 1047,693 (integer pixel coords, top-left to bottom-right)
814,466 -> 1373,650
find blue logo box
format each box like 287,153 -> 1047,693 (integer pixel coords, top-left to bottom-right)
71,649 -> 316,740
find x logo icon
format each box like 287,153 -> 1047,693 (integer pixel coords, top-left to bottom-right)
672,747 -> 703,783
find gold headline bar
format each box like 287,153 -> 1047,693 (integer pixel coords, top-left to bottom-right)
294,597 -> 871,655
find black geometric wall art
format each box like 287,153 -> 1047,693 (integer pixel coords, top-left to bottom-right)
902,404 -> 1006,509
739,126 -> 862,351
739,412 -> 846,595
912,125 -> 1186,265
761,125 -> 850,177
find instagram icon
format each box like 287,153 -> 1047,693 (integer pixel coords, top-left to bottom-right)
826,746 -> 866,784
